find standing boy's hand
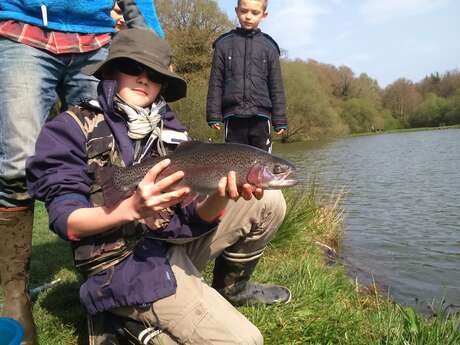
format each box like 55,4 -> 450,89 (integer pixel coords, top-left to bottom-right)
210,123 -> 222,130
275,128 -> 286,135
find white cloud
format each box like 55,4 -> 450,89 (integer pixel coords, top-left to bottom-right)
360,0 -> 450,24
262,0 -> 326,58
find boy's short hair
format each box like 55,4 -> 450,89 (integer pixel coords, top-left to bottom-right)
237,0 -> 268,11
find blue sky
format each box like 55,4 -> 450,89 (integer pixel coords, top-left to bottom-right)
216,0 -> 460,87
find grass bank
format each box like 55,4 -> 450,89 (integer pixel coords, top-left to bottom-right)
2,186 -> 459,344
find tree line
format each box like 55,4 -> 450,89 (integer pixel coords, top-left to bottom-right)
159,0 -> 460,141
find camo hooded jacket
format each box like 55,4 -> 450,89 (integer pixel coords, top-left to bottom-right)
26,80 -> 217,314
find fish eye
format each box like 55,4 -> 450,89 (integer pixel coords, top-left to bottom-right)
273,164 -> 286,174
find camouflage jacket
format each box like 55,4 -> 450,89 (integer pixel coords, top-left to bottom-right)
27,80 -> 217,314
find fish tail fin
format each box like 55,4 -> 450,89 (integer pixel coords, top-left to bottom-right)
95,166 -> 129,206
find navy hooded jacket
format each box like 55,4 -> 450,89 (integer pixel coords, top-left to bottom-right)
26,80 -> 217,314
206,28 -> 287,129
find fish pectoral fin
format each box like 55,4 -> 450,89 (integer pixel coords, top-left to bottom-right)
95,165 -> 131,206
180,192 -> 206,207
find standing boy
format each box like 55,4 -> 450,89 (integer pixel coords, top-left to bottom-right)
206,0 -> 287,152
206,0 -> 290,308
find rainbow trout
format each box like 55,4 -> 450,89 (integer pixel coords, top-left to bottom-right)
96,141 -> 297,206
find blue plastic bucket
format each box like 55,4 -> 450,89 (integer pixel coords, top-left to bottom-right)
0,317 -> 24,345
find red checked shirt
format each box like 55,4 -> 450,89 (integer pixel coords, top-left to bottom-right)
0,20 -> 111,54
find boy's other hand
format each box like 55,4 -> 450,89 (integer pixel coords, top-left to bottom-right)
196,171 -> 264,222
275,128 -> 286,135
210,123 -> 222,130
217,171 -> 264,201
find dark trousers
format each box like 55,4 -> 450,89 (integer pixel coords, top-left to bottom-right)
224,117 -> 271,152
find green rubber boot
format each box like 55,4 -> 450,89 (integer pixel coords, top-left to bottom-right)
0,207 -> 37,345
212,255 -> 291,306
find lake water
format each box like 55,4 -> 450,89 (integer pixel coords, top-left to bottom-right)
275,129 -> 460,313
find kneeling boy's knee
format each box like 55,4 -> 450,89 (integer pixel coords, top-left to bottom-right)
262,190 -> 287,223
241,325 -> 263,345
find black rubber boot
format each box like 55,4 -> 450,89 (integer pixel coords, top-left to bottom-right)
0,207 -> 37,345
212,255 -> 291,306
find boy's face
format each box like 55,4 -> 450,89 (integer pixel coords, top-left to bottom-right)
236,0 -> 267,31
115,63 -> 162,108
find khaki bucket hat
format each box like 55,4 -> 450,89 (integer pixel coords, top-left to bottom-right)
83,28 -> 186,102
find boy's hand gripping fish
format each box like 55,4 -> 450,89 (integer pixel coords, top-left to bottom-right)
96,141 -> 297,206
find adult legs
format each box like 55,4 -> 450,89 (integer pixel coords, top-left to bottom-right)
0,39 -> 61,207
58,45 -> 109,110
0,38 -> 108,344
0,38 -> 68,345
0,207 -> 35,343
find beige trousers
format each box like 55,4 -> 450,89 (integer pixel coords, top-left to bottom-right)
112,190 -> 286,345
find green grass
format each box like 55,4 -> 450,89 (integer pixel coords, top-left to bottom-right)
4,186 -> 459,344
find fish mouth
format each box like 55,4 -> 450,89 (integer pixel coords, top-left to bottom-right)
267,170 -> 298,189
269,178 -> 298,189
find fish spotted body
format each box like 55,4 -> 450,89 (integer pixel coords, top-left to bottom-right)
97,141 -> 297,205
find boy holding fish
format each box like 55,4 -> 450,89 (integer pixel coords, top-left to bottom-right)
26,28 -> 293,344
